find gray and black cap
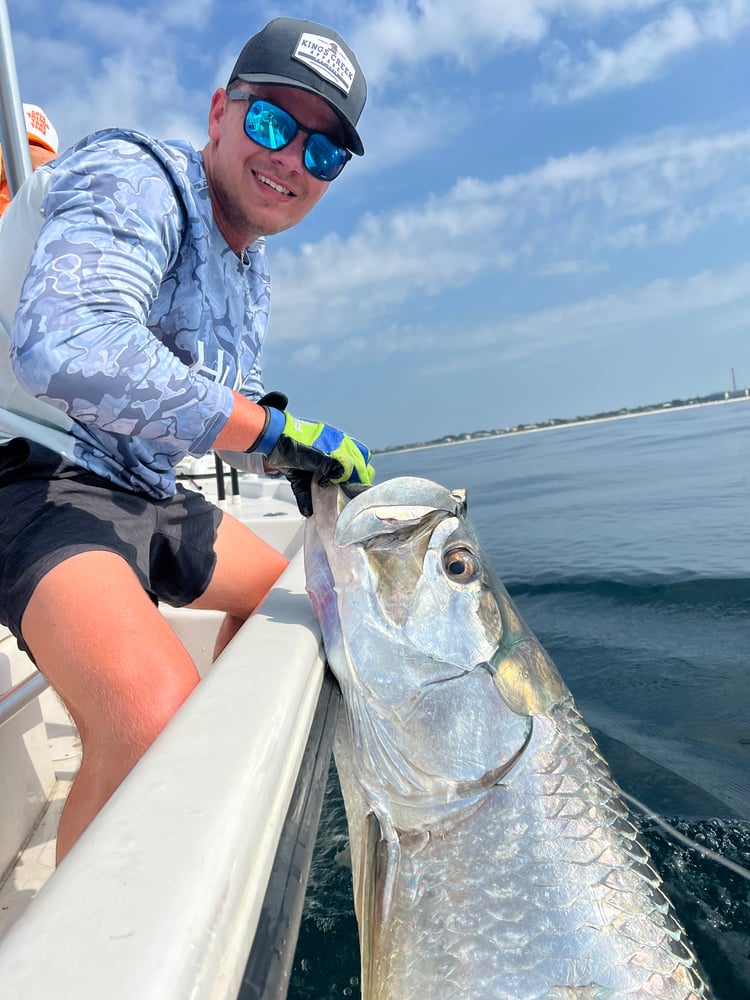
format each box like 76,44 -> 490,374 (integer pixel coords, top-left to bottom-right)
227,17 -> 367,156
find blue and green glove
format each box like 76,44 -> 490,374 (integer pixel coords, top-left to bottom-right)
248,405 -> 375,516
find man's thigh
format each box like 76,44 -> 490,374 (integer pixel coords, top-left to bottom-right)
0,439 -> 220,653
187,508 -> 288,619
21,548 -> 200,738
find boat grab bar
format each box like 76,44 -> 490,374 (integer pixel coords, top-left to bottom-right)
0,671 -> 49,728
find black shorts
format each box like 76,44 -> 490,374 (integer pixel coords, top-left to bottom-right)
0,438 -> 223,654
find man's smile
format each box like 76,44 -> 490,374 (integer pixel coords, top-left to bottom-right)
253,170 -> 294,198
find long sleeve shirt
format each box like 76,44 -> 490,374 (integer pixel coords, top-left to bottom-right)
0,128 -> 271,499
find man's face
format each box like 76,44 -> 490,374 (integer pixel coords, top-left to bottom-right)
204,83 -> 344,249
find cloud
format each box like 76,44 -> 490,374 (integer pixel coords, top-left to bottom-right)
269,124 -> 750,344
349,0 -> 547,84
11,2 -> 748,162
345,0 -> 749,105
536,0 -> 750,103
355,88 -> 495,177
348,0 -> 673,86
11,1 -> 219,149
538,258 -> 609,277
459,260 -> 750,363
292,259 -> 750,377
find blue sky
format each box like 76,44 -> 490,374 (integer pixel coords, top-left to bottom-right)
4,0 -> 750,449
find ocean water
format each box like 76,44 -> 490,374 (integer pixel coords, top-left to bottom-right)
289,400 -> 750,999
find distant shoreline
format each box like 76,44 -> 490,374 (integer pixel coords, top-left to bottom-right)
376,394 -> 750,457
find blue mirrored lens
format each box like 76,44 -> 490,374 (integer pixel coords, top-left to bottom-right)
245,101 -> 297,150
304,133 -> 349,182
243,99 -> 348,182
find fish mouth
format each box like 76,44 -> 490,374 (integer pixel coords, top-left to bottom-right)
331,477 -> 467,548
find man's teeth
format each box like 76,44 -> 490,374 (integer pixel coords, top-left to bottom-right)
256,172 -> 292,196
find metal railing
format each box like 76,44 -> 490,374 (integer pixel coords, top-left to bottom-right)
0,0 -> 45,727
0,670 -> 48,727
0,0 -> 33,195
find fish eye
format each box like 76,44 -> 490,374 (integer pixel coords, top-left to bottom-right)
442,546 -> 480,583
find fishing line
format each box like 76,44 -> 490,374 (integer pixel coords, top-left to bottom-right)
620,789 -> 750,882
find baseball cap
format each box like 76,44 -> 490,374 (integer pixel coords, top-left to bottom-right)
23,104 -> 58,154
227,18 -> 366,156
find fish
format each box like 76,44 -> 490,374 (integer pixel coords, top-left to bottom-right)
303,476 -> 713,1000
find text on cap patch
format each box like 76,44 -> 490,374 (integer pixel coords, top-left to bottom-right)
293,32 -> 356,95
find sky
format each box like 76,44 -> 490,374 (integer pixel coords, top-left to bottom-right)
3,0 -> 750,450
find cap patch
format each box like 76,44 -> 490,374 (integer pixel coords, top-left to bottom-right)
292,31 -> 356,95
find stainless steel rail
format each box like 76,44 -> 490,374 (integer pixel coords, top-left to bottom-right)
0,0 -> 44,726
0,671 -> 48,727
0,0 -> 33,196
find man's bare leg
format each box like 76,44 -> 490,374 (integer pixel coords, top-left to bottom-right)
22,551 -> 201,863
188,509 -> 289,659
21,514 -> 288,862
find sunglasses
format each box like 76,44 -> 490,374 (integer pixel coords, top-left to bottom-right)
227,90 -> 351,182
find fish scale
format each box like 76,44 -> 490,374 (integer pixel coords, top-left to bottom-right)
305,476 -> 713,1000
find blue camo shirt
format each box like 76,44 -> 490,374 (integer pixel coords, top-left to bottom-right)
8,128 -> 270,499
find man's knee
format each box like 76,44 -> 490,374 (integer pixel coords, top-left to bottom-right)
77,657 -> 199,757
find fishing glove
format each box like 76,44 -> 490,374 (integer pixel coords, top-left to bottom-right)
248,406 -> 374,516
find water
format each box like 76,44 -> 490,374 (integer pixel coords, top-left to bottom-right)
290,401 -> 750,999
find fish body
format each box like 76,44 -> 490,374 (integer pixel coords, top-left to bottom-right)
304,477 -> 712,1000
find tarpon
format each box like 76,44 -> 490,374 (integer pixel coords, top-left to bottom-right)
304,476 -> 712,1000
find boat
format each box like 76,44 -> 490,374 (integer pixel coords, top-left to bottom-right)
0,5 -> 334,994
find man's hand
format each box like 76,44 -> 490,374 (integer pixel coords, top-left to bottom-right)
248,408 -> 374,515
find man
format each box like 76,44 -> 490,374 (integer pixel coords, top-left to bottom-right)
0,17 -> 373,862
0,103 -> 58,216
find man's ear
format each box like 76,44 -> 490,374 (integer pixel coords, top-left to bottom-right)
207,88 -> 229,142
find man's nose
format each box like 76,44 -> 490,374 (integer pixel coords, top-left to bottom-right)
269,131 -> 307,173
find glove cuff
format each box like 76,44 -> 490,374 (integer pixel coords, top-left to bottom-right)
246,406 -> 286,456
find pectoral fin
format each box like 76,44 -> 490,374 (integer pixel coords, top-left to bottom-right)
359,812 -> 400,1000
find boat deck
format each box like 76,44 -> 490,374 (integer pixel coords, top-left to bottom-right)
0,687 -> 78,937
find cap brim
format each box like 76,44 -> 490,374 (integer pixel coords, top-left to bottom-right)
28,135 -> 57,154
234,73 -> 364,156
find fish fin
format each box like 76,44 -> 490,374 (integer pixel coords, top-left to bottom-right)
380,819 -> 401,928
360,812 -> 400,998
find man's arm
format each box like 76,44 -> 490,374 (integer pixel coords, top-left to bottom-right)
10,136 -> 233,459
212,391 -> 266,451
